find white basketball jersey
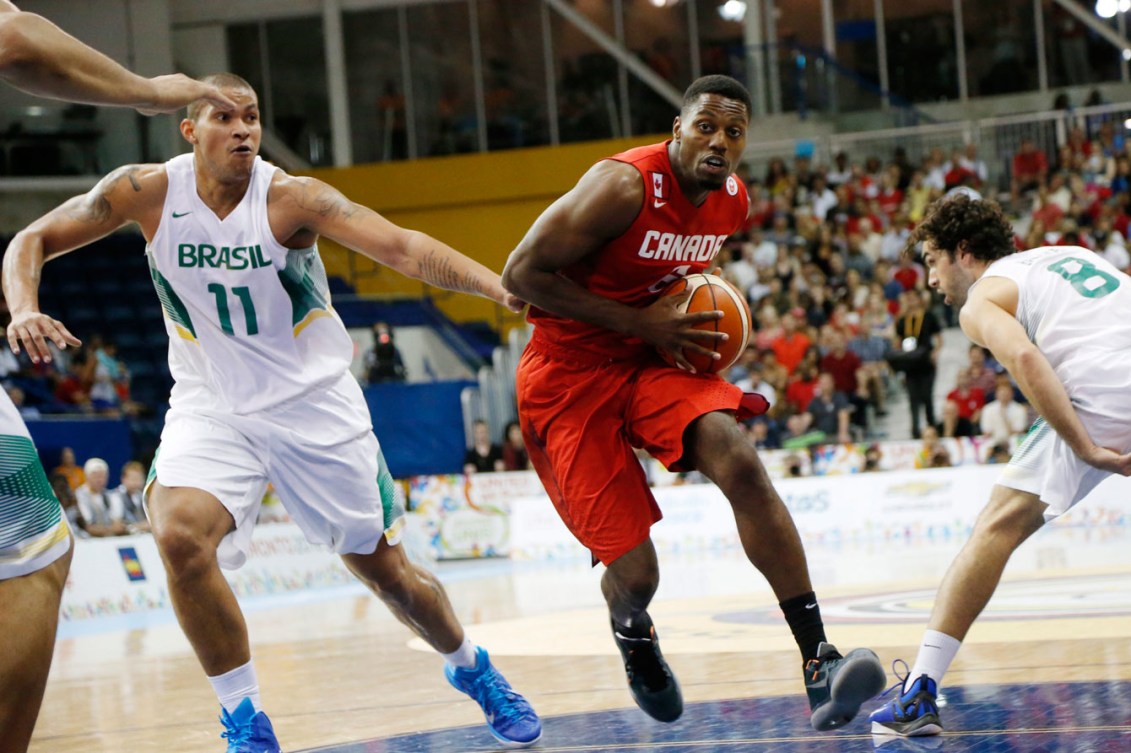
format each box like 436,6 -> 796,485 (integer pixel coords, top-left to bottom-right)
975,246 -> 1131,414
147,154 -> 354,414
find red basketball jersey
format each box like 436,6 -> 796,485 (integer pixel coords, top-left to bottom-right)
527,141 -> 749,359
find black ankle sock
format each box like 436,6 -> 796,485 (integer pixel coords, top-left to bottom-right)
779,591 -> 828,663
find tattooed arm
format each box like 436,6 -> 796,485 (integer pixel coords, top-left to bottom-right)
0,3 -> 235,113
268,173 -> 519,310
4,163 -> 165,361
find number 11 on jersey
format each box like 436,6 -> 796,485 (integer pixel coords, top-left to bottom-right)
207,283 -> 259,336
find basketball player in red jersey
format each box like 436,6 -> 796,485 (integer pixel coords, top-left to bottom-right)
503,76 -> 885,730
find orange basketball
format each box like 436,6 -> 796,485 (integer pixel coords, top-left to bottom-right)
658,273 -> 751,374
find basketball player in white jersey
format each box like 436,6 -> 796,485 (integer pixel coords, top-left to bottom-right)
0,4 -> 234,751
3,73 -> 542,752
870,194 -> 1131,736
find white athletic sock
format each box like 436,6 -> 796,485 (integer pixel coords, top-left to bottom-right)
907,629 -> 962,690
208,660 -> 263,714
442,637 -> 478,669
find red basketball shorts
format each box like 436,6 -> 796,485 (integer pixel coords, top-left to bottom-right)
516,335 -> 760,566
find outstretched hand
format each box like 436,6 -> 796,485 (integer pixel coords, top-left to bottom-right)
136,74 -> 237,115
1080,444 -> 1131,476
6,312 -> 81,364
634,288 -> 727,373
502,292 -> 527,314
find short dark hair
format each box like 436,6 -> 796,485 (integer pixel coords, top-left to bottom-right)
186,73 -> 256,121
907,194 -> 1015,262
681,75 -> 752,118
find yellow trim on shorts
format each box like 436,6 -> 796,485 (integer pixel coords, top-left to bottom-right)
0,519 -> 70,564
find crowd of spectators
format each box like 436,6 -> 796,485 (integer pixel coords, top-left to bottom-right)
0,331 -> 141,418
51,452 -> 150,538
463,418 -> 530,474
714,124 -> 1131,455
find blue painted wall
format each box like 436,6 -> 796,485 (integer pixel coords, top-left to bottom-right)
28,418 -> 133,478
365,380 -> 475,478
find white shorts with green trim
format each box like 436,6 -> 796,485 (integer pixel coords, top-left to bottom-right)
147,373 -> 404,570
0,392 -> 70,580
997,415 -> 1127,521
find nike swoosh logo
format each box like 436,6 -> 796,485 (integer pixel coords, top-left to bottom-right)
805,603 -> 817,610
614,632 -> 652,643
172,211 -> 192,218
653,200 -> 667,208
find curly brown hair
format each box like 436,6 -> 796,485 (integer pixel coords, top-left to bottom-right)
907,194 -> 1015,262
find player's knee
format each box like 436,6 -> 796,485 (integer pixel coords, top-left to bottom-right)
700,437 -> 763,492
978,490 -> 1045,547
152,518 -> 217,575
605,560 -> 659,602
348,548 -> 417,605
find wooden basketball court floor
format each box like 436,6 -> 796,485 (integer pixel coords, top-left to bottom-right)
30,511 -> 1131,752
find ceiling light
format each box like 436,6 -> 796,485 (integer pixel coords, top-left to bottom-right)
719,0 -> 746,22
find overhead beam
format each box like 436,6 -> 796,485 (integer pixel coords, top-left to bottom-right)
1050,0 -> 1131,57
542,0 -> 682,109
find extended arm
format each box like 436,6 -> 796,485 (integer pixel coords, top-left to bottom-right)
0,3 -> 234,113
270,175 -> 521,311
3,164 -> 162,361
501,160 -> 725,371
960,278 -> 1131,474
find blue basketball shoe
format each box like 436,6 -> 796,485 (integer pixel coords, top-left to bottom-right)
805,642 -> 887,731
445,646 -> 543,748
869,670 -> 943,737
219,698 -> 281,753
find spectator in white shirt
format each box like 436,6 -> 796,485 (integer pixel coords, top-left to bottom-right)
958,143 -> 988,185
749,227 -> 779,270
1093,223 -> 1130,272
979,382 -> 1030,445
880,213 -> 912,262
810,174 -> 838,222
723,240 -> 758,298
75,458 -> 127,537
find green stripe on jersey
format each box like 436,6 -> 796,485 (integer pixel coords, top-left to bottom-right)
0,435 -> 61,549
278,247 -> 330,327
147,252 -> 197,338
1010,417 -> 1049,467
376,449 -> 404,531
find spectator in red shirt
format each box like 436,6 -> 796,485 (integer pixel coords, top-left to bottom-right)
877,166 -> 904,219
1011,138 -> 1048,206
53,352 -> 92,412
966,344 -> 999,397
770,312 -> 811,374
820,329 -> 872,435
819,330 -> 861,395
892,253 -> 923,291
785,363 -> 819,413
945,367 -> 985,426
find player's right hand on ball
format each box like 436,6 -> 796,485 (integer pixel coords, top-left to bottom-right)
636,289 -> 727,373
6,312 -> 81,364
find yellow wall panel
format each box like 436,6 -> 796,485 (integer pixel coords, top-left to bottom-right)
307,134 -> 664,329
